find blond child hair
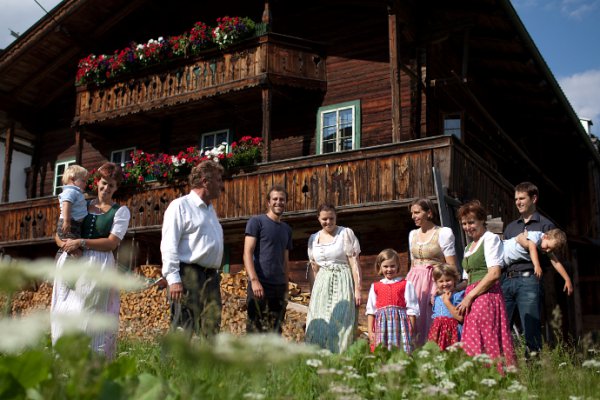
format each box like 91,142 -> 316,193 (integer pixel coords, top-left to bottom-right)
432,264 -> 461,294
375,248 -> 401,276
62,164 -> 88,185
545,228 -> 567,253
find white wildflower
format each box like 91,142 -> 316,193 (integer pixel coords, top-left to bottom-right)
473,353 -> 493,364
433,369 -> 447,379
464,390 -> 479,398
416,349 -> 430,358
366,372 -> 377,378
447,341 -> 463,352
569,396 -> 583,400
506,381 -> 526,393
213,333 -> 316,364
455,360 -> 474,373
379,363 -> 405,373
582,359 -> 600,368
434,354 -> 447,363
558,362 -> 568,368
440,379 -> 456,390
243,393 -> 265,400
306,359 -> 322,368
423,385 -> 446,396
421,362 -> 435,372
317,348 -> 332,357
328,383 -> 355,394
373,383 -> 387,392
346,372 -> 361,380
480,378 -> 497,387
505,365 -> 518,374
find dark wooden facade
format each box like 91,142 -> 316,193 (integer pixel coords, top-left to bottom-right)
1,0 -> 599,336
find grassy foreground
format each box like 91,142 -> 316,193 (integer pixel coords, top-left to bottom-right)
0,331 -> 598,400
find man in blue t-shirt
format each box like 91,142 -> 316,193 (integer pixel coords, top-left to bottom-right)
243,185 -> 293,333
502,182 -> 556,353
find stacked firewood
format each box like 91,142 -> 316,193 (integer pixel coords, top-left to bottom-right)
119,265 -> 171,340
5,265 -> 311,342
220,269 -> 309,341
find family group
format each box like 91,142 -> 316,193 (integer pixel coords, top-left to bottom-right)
48,160 -> 572,371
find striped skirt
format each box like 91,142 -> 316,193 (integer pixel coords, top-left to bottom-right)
372,305 -> 413,353
428,316 -> 460,350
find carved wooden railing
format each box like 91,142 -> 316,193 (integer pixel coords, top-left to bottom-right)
75,33 -> 327,124
0,137 -> 454,246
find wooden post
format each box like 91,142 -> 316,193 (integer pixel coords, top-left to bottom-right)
2,121 -> 15,203
75,126 -> 83,165
261,86 -> 272,162
387,4 -> 402,143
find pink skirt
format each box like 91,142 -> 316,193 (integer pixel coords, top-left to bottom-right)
462,281 -> 516,371
406,264 -> 436,346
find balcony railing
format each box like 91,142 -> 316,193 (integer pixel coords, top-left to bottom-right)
74,33 -> 327,125
0,136 -> 517,247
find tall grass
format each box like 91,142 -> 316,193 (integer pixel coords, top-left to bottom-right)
1,259 -> 599,399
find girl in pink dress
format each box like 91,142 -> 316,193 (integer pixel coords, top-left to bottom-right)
366,249 -> 419,353
455,200 -> 516,371
407,199 -> 457,346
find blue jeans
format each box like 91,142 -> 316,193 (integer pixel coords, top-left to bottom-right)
501,274 -> 542,352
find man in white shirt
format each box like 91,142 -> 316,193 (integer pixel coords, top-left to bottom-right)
161,160 -> 225,337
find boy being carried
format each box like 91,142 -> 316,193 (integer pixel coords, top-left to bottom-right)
57,165 -> 88,256
504,228 -> 573,295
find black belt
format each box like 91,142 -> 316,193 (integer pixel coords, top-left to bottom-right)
505,269 -> 535,278
180,262 -> 219,275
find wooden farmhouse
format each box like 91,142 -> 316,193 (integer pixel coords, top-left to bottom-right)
1,0 -> 599,339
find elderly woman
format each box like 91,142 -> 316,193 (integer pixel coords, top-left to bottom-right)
406,198 -> 457,346
305,204 -> 362,353
50,162 -> 131,359
456,200 -> 515,369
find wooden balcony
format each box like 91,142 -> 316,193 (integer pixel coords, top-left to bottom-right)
74,33 -> 327,125
0,136 -> 516,247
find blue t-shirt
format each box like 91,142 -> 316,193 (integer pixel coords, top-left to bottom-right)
432,290 -> 465,337
245,214 -> 293,285
59,185 -> 87,221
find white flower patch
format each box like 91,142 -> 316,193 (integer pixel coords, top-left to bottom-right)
416,349 -> 430,358
346,372 -> 361,380
328,383 -> 355,394
447,341 -> 463,352
373,383 -> 387,392
473,353 -> 492,364
582,359 -> 600,369
434,354 -> 447,363
464,390 -> 479,398
317,349 -> 332,357
366,372 -> 377,378
506,381 -> 526,393
505,365 -> 518,374
480,378 -> 497,387
439,379 -> 456,390
306,359 -> 322,368
379,363 -> 405,373
558,362 -> 568,368
243,393 -> 265,400
454,360 -> 474,373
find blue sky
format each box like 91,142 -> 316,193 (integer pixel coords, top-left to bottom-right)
1,0 -> 599,134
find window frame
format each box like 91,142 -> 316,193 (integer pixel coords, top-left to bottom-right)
199,129 -> 231,154
442,113 -> 463,140
53,159 -> 76,195
316,100 -> 361,155
110,147 -> 136,166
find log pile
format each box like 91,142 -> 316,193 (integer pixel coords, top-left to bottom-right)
5,265 -> 311,343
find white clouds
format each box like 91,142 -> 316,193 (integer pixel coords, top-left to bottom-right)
559,0 -> 599,19
559,69 -> 600,132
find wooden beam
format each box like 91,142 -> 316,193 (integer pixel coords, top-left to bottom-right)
75,126 -> 83,165
261,86 -> 272,162
2,121 -> 15,203
387,5 -> 402,143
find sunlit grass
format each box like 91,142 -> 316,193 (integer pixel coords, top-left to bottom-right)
1,258 -> 599,399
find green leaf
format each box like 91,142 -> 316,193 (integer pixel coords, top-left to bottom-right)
3,351 -> 51,389
132,373 -> 164,400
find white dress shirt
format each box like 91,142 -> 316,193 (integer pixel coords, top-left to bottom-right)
161,190 -> 224,285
